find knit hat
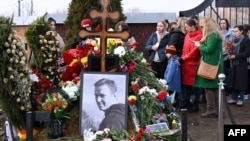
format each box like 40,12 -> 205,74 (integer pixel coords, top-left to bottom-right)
81,19 -> 92,28
165,45 -> 176,55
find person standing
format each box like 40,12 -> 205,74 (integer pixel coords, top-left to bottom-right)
70,18 -> 93,49
227,25 -> 250,106
145,20 -> 169,79
219,18 -> 234,95
114,21 -> 138,50
193,17 -> 223,118
167,17 -> 186,57
165,17 -> 186,108
47,17 -> 65,52
243,24 -> 250,98
164,46 -> 181,108
179,19 -> 203,112
94,78 -> 126,131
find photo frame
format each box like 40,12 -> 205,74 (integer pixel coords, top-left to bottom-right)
79,72 -> 128,136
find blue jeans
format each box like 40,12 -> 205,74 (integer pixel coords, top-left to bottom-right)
181,85 -> 202,102
231,89 -> 245,101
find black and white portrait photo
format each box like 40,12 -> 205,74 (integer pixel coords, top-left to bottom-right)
79,72 -> 128,136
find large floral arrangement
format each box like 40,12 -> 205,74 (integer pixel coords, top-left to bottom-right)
116,45 -> 179,128
0,16 -> 32,129
60,38 -> 100,82
79,38 -> 181,140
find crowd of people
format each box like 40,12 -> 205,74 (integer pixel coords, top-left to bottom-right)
49,15 -> 250,120
145,16 -> 250,118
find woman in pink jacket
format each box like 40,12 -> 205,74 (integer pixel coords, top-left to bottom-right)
179,19 -> 203,112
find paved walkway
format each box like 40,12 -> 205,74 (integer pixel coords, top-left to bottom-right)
187,95 -> 250,141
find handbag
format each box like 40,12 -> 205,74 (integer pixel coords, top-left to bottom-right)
197,54 -> 221,80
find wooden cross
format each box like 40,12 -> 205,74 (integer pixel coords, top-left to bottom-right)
79,0 -> 130,72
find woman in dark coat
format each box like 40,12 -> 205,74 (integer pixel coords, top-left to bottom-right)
227,25 -> 250,106
165,17 -> 186,108
145,20 -> 169,79
167,17 -> 186,57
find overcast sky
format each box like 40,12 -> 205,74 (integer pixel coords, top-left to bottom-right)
0,0 -> 204,17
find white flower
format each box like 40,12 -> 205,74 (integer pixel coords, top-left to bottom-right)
141,58 -> 147,64
138,86 -> 149,95
94,46 -> 99,50
95,130 -> 104,135
103,128 -> 110,134
158,79 -> 167,85
83,129 -> 96,141
114,46 -> 126,57
149,88 -> 157,95
29,73 -> 39,82
62,81 -> 79,99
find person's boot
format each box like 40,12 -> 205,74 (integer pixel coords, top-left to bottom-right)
200,106 -> 217,118
200,90 -> 217,118
188,101 -> 199,113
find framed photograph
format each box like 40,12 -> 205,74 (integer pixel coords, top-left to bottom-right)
79,72 -> 128,136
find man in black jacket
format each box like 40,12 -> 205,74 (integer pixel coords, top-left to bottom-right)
94,78 -> 126,132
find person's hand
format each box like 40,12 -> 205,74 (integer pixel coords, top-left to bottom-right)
194,41 -> 200,47
175,58 -> 183,66
175,60 -> 180,66
152,43 -> 159,51
229,55 -> 236,60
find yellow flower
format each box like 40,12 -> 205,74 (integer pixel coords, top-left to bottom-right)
128,95 -> 137,101
81,57 -> 88,64
69,59 -> 79,67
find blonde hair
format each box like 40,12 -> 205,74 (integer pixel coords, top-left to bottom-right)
156,20 -> 168,40
176,17 -> 187,34
199,17 -> 222,43
158,20 -> 168,32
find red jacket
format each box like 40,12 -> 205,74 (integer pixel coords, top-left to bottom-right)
181,27 -> 202,85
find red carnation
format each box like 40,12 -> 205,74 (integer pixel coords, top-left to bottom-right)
127,60 -> 136,73
156,91 -> 168,101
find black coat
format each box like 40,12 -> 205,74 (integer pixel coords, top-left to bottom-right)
228,37 -> 250,90
167,28 -> 185,56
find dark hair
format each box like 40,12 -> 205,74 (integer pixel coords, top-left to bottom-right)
115,21 -> 129,31
48,17 -> 56,24
219,18 -> 230,30
233,25 -> 247,36
185,19 -> 197,27
243,24 -> 250,32
164,19 -> 171,31
234,25 -> 244,31
170,21 -> 177,27
94,78 -> 117,93
190,15 -> 198,21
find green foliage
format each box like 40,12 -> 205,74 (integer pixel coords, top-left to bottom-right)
64,0 -> 126,50
119,47 -> 176,128
24,16 -> 50,69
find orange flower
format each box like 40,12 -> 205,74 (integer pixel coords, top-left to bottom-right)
40,92 -> 69,120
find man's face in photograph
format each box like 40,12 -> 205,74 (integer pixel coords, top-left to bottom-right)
95,84 -> 115,111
